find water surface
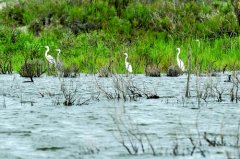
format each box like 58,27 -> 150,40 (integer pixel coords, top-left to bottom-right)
0,73 -> 239,159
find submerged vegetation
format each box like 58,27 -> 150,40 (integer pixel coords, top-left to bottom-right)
0,0 -> 239,74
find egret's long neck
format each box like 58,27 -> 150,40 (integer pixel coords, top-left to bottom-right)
177,50 -> 180,58
125,55 -> 128,63
45,47 -> 49,57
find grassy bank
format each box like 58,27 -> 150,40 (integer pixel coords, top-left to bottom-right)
0,0 -> 240,74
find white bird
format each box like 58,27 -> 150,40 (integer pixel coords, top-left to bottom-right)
55,49 -> 63,70
176,48 -> 185,71
124,53 -> 132,73
44,46 -> 56,66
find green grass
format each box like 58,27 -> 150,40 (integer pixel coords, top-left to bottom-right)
4,29 -> 240,74
0,0 -> 239,74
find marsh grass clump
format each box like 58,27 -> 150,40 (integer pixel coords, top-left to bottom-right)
145,65 -> 161,77
60,80 -> 77,106
96,75 -> 140,101
98,59 -> 114,77
19,59 -> 45,78
167,65 -> 182,77
63,63 -> 80,78
0,45 -> 13,74
0,59 -> 12,74
58,79 -> 92,106
98,66 -> 111,77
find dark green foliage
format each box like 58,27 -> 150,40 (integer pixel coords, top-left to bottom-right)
1,0 -> 238,39
231,0 -> 240,26
123,2 -> 151,29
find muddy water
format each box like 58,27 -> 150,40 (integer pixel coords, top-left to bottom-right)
0,73 -> 239,159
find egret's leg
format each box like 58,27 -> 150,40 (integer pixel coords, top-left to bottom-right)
47,62 -> 50,74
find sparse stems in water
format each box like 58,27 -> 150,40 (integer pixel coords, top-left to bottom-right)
60,79 -> 77,106
213,85 -> 225,102
96,74 -> 159,101
231,74 -> 240,103
236,120 -> 240,147
145,134 -> 156,156
203,132 -> 226,147
111,111 -> 156,156
185,48 -> 191,97
3,97 -> 6,108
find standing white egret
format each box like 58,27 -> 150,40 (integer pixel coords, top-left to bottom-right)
55,49 -> 63,70
124,53 -> 132,74
44,46 -> 56,66
176,48 -> 185,71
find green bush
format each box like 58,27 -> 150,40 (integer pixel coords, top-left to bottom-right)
123,2 -> 150,29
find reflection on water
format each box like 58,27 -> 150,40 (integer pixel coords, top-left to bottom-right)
0,73 -> 239,159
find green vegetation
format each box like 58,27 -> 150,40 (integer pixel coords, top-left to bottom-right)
0,0 -> 240,74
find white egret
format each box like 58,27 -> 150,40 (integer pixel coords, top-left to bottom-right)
124,53 -> 132,74
44,46 -> 56,66
55,49 -> 63,70
176,48 -> 185,72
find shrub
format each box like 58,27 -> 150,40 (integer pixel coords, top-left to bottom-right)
145,65 -> 161,77
63,63 -> 80,78
123,2 -> 151,29
19,59 -> 45,77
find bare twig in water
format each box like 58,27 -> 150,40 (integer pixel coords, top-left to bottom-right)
185,48 -> 191,97
231,73 -> 240,103
3,97 -> 6,108
213,84 -> 226,102
96,74 -> 159,101
60,79 -> 77,106
111,110 -> 156,155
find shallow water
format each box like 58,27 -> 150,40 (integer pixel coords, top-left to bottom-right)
0,73 -> 239,159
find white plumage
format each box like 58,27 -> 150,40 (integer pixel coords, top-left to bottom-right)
124,53 -> 132,73
44,46 -> 56,66
55,49 -> 63,70
176,48 -> 185,71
